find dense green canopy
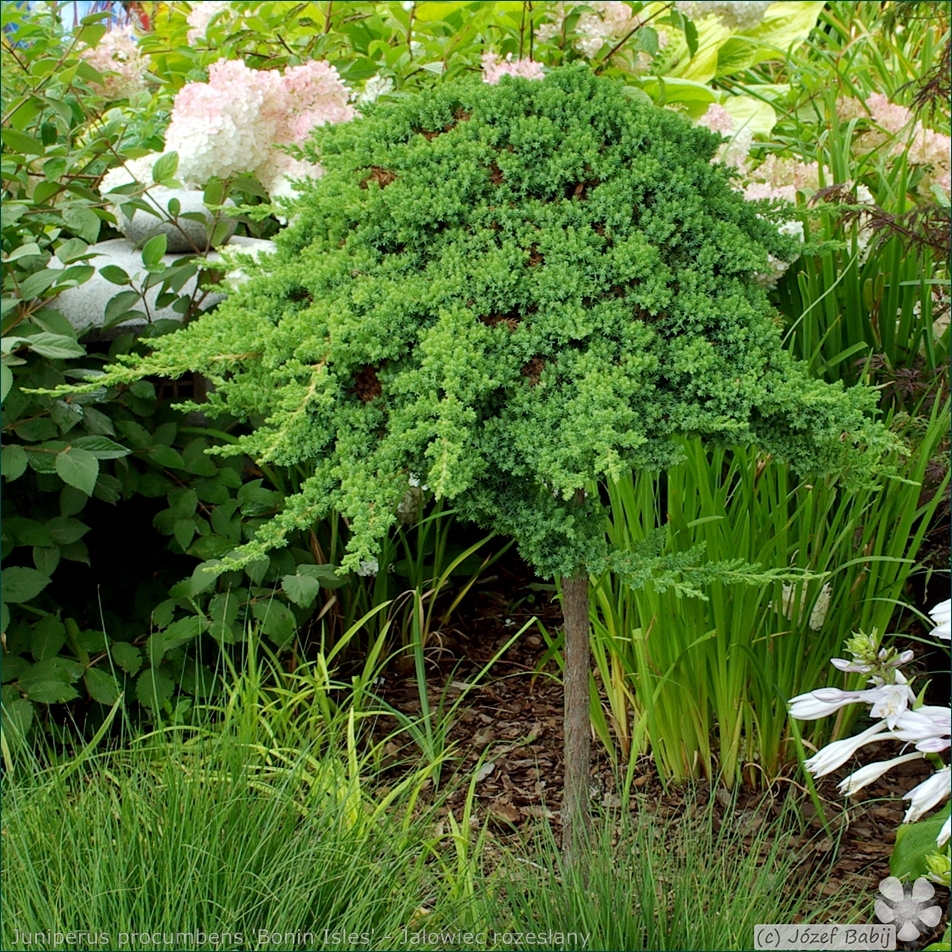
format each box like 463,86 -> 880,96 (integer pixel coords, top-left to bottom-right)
102,67 -> 892,577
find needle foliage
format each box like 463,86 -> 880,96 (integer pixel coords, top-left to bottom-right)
76,66 -> 896,579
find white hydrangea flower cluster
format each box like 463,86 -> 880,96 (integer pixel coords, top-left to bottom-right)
185,0 -> 234,44
77,24 -> 149,100
675,1 -> 773,31
164,60 -> 281,185
536,2 -> 645,59
481,52 -> 545,85
696,102 -> 753,170
102,59 -> 356,201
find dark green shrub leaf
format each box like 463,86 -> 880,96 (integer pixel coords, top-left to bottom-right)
281,573 -> 321,607
46,516 -> 90,546
298,563 -> 349,589
84,668 -> 122,704
63,206 -> 101,243
4,517 -> 53,547
146,615 -> 207,664
104,290 -> 143,323
135,668 -> 174,712
32,614 -> 65,660
251,599 -> 296,648
148,444 -> 184,469
179,663 -> 218,698
59,540 -> 90,564
55,447 -> 98,495
70,435 -> 130,460
1,445 -> 28,481
25,332 -> 85,360
1,567 -> 52,603
173,518 -> 196,551
1,364 -> 12,403
110,641 -> 142,675
33,546 -> 60,576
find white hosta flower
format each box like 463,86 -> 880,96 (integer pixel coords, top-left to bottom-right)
930,599 -> 951,640
892,706 -> 952,753
803,720 -> 891,778
837,751 -> 925,796
789,686 -> 876,720
831,647 -> 915,674
903,766 -> 951,824
867,671 -> 915,729
939,814 -> 951,849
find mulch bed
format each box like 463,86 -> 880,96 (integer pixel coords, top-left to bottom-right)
369,550 -> 950,949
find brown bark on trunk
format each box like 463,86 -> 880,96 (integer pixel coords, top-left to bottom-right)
561,569 -> 592,873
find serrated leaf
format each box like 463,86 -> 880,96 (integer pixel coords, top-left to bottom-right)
251,599 -> 297,648
169,561 -> 219,599
146,615 -> 207,664
32,615 -> 65,660
147,444 -> 184,469
33,546 -> 60,576
173,518 -> 196,551
69,435 -> 130,460
84,667 -> 122,704
281,573 -> 321,608
55,447 -> 98,496
1,567 -> 51,603
46,516 -> 90,545
24,332 -> 85,360
110,641 -> 142,675
298,563 -> 349,589
135,668 -> 174,712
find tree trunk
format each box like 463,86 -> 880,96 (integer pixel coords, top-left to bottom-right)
561,569 -> 592,872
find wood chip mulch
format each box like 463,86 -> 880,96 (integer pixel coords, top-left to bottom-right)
367,552 -> 950,949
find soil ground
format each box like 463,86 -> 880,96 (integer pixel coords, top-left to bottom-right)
372,550 -> 951,950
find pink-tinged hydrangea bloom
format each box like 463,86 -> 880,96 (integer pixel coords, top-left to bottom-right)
186,1 -> 234,44
535,2 -> 642,59
78,25 -> 149,100
675,1 -> 773,31
698,103 -> 735,135
161,59 -> 352,195
164,60 -> 280,185
481,53 -> 545,85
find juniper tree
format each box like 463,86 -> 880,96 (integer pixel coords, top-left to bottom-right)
67,67 -> 896,865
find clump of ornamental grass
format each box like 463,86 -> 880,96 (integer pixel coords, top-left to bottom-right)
50,66 -> 899,864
